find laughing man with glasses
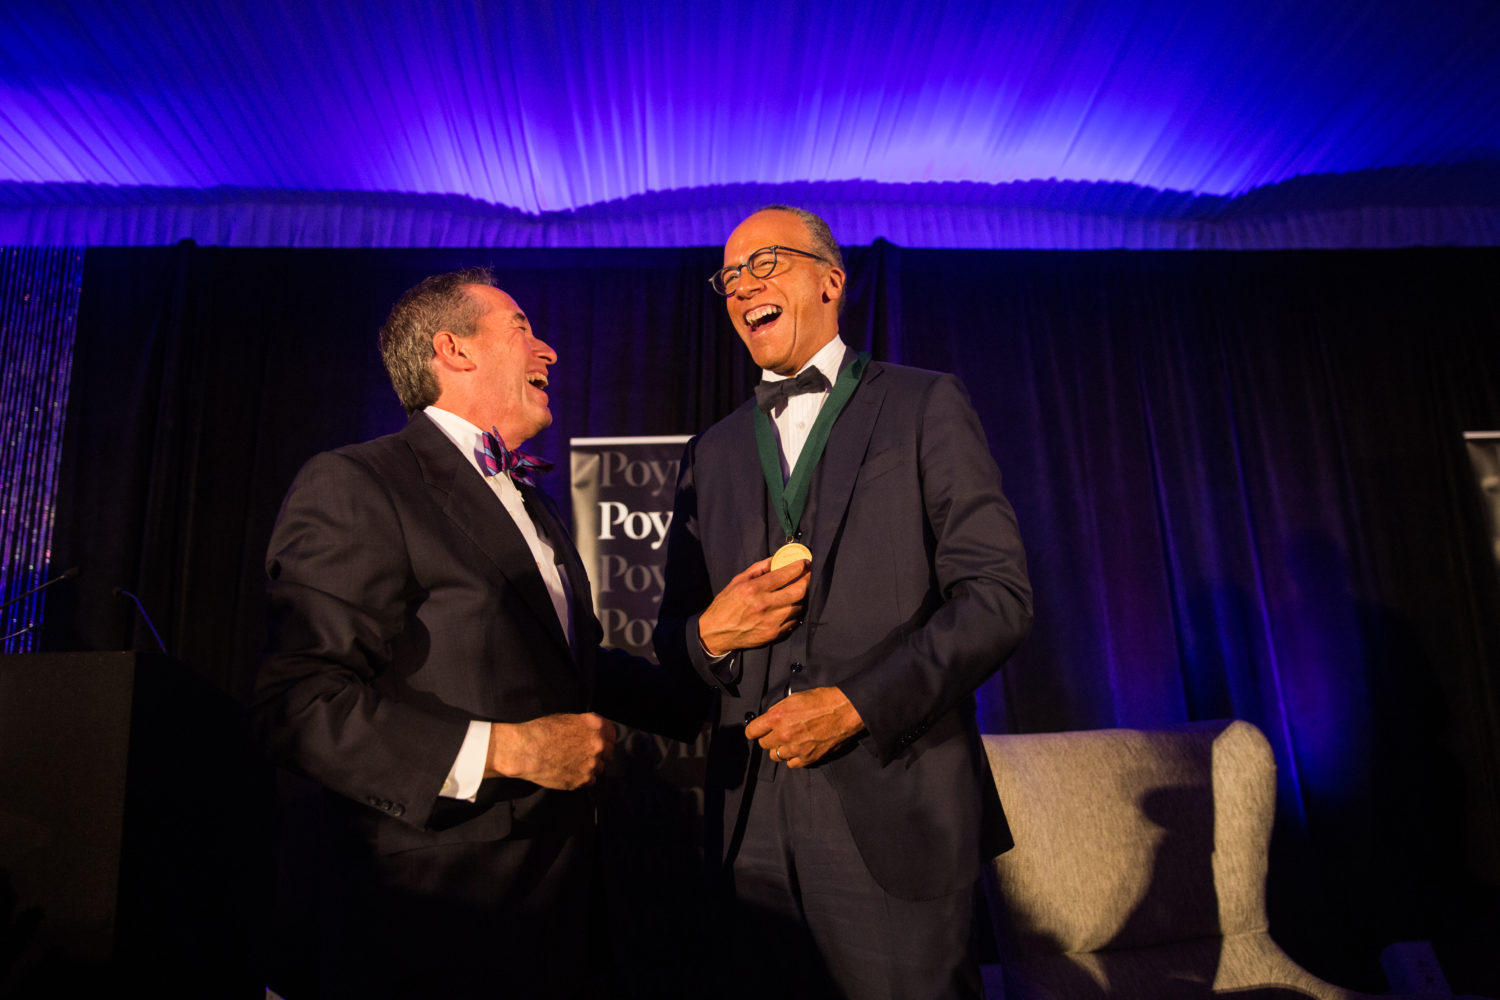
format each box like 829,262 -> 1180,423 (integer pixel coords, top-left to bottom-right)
656,205 -> 1033,1000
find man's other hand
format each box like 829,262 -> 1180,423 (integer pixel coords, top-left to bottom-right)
745,686 -> 864,768
485,712 -> 617,789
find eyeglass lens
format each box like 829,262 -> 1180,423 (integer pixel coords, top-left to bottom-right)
714,246 -> 781,294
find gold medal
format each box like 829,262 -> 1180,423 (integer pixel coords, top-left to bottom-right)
770,542 -> 812,570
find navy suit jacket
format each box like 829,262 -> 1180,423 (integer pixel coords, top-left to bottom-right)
655,360 -> 1033,901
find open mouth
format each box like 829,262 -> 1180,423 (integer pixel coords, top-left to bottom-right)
525,372 -> 549,390
745,304 -> 782,330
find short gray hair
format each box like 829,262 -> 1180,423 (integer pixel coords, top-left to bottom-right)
378,267 -> 495,414
760,204 -> 845,312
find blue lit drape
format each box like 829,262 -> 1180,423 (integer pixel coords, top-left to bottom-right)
1,1 -> 1497,247
3,170 -> 1498,249
0,245 -> 83,651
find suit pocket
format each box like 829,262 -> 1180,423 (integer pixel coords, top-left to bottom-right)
373,798 -> 514,856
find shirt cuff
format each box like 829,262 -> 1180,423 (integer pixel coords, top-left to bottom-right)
697,626 -> 740,686
440,720 -> 490,801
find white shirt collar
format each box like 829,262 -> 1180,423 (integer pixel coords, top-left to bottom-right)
761,335 -> 848,386
423,405 -> 493,477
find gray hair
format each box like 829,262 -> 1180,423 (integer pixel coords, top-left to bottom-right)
759,204 -> 845,312
378,267 -> 495,414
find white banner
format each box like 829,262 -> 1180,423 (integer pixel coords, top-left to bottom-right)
570,435 -> 691,659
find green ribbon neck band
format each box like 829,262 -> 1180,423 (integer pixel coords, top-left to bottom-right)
753,351 -> 870,544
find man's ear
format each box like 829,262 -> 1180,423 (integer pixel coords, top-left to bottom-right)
432,330 -> 476,372
823,266 -> 846,306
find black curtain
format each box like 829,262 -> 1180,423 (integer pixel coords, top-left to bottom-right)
47,243 -> 1500,992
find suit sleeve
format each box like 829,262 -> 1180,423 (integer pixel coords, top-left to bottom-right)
652,435 -> 730,693
837,374 -> 1033,764
590,644 -> 711,743
253,450 -> 467,829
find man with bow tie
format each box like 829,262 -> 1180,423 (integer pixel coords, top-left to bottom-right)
255,268 -> 700,999
655,208 -> 1033,999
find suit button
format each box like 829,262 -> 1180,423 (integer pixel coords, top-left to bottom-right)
790,662 -> 803,674
744,711 -> 757,724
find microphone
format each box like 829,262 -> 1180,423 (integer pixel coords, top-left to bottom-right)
0,565 -> 81,611
113,586 -> 169,655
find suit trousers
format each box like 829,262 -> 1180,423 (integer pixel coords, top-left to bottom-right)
717,761 -> 982,1000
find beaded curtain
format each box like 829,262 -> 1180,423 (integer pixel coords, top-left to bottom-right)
0,246 -> 83,652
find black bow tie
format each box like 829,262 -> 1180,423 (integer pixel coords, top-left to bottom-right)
755,367 -> 829,412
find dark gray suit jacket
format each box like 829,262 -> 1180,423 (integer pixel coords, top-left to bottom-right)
655,360 -> 1033,901
255,411 -> 682,859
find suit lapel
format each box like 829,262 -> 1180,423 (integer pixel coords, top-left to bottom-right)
808,364 -> 885,594
403,415 -> 574,660
718,363 -> 885,593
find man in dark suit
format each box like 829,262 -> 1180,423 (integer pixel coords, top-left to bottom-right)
255,268 -> 691,998
655,207 -> 1033,999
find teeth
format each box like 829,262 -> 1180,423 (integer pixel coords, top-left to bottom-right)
526,373 -> 549,388
746,305 -> 782,329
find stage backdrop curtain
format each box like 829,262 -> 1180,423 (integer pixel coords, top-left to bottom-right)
45,242 -> 1500,991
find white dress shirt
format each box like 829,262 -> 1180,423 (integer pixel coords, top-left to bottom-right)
423,405 -> 574,800
760,335 -> 849,479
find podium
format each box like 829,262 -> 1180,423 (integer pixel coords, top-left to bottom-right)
0,653 -> 266,996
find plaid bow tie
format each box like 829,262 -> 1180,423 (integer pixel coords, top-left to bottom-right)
479,428 -> 554,487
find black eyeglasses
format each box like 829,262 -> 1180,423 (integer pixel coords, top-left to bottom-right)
709,245 -> 829,295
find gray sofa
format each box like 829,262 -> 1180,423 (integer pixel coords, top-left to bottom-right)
980,720 -> 1414,1000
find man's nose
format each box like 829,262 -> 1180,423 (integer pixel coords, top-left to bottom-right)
533,336 -> 557,363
